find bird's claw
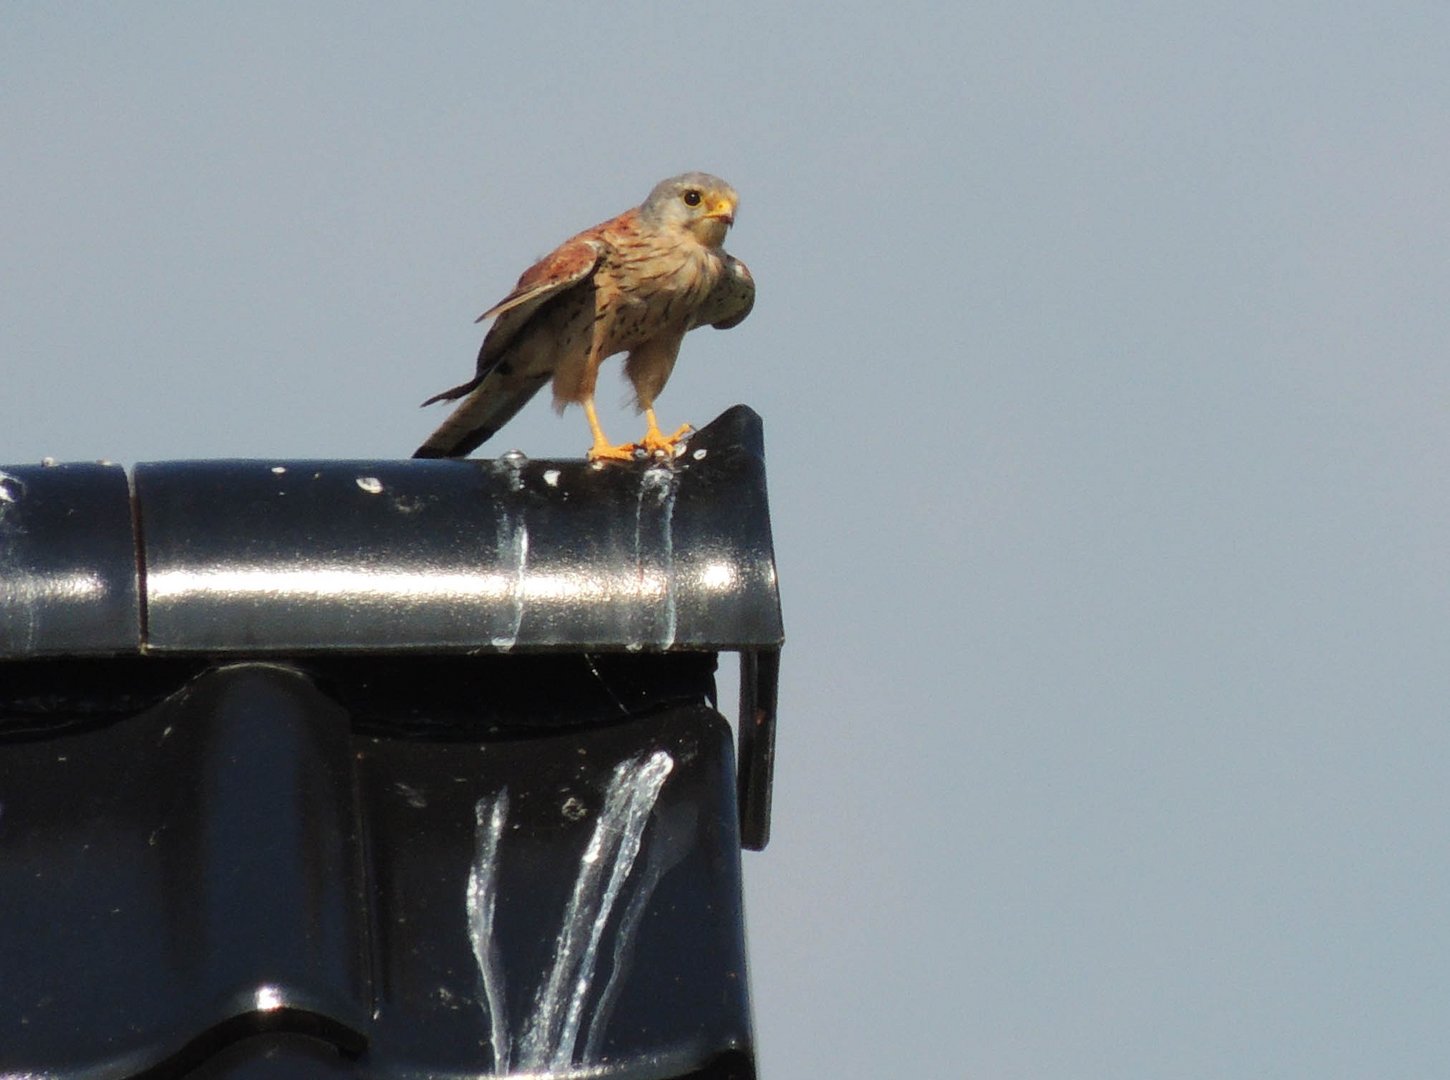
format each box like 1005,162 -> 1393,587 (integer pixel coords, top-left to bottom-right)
637,424 -> 694,458
584,424 -> 693,464
586,442 -> 638,463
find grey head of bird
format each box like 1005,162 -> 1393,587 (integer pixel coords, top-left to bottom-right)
639,171 -> 739,249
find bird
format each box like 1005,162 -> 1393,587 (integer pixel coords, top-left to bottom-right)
414,172 -> 755,461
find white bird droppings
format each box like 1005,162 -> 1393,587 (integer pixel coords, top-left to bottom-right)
356,476 -> 384,494
543,469 -> 561,487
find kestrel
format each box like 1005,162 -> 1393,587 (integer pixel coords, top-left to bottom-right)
413,172 -> 755,461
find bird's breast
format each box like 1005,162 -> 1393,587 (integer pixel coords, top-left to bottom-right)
595,246 -> 723,352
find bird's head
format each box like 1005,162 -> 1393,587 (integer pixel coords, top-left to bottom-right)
641,172 -> 739,248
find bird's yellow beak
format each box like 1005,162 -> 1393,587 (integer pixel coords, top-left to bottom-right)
706,198 -> 736,226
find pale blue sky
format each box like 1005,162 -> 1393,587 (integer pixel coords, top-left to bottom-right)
6,4 -> 1450,1076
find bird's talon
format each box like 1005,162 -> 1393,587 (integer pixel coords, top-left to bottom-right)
637,423 -> 694,457
586,442 -> 637,463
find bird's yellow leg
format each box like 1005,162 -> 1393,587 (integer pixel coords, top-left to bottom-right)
584,398 -> 635,461
638,407 -> 694,455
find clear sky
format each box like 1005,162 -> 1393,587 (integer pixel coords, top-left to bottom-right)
6,4 -> 1450,1077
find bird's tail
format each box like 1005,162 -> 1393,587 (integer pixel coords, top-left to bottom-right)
413,375 -> 547,459
418,376 -> 482,408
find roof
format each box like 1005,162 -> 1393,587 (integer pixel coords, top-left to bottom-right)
0,406 -> 782,657
0,408 -> 780,1079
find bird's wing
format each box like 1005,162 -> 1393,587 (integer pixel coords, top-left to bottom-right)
694,254 -> 755,331
417,235 -> 604,410
473,236 -> 606,373
415,237 -> 606,458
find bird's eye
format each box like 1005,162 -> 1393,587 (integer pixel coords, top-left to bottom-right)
682,190 -> 702,207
